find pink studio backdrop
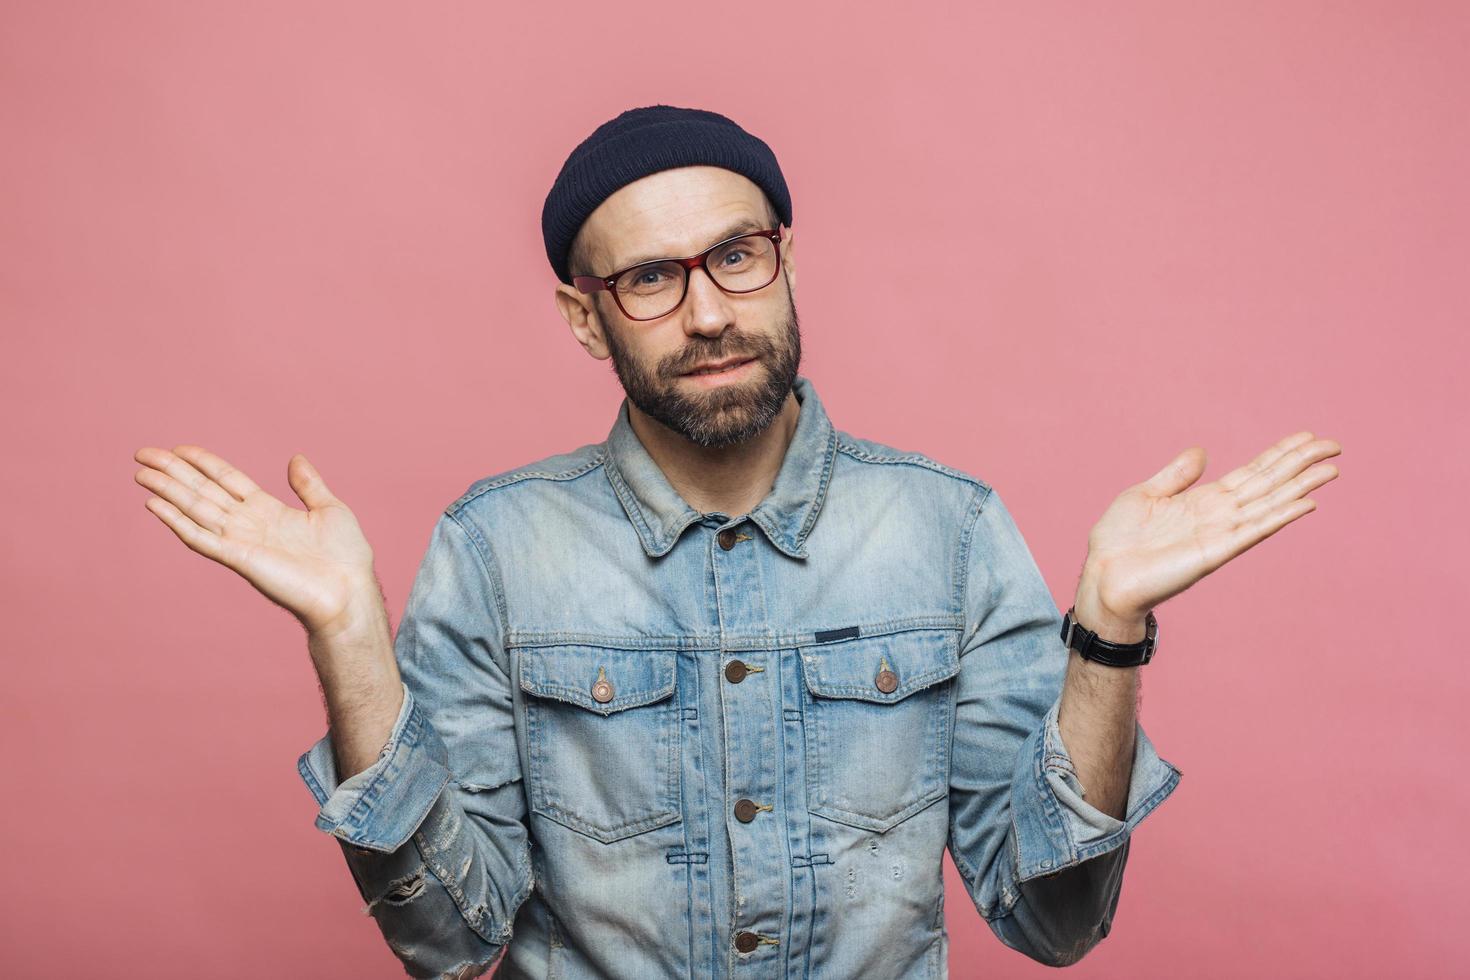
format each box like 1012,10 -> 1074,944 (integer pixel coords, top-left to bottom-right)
2,3 -> 1465,977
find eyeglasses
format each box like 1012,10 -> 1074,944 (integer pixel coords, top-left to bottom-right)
573,226 -> 786,321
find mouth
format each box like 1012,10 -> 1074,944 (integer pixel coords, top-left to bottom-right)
679,356 -> 760,386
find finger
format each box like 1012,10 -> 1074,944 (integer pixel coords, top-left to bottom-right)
287,453 -> 340,511
133,446 -> 238,512
1216,431 -> 1316,492
1241,460 -> 1339,521
1233,437 -> 1342,506
1210,496 -> 1319,568
142,494 -> 231,564
169,445 -> 262,502
1141,446 -> 1207,497
1249,497 -> 1318,546
134,465 -> 230,534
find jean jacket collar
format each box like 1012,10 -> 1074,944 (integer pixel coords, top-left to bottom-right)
601,374 -> 838,560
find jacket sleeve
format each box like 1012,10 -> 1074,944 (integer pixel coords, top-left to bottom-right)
946,485 -> 1182,967
297,511 -> 534,979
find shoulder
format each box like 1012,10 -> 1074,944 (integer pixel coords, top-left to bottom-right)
443,440 -> 609,520
833,429 -> 993,499
827,429 -> 998,546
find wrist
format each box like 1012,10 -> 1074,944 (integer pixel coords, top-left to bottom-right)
308,573 -> 389,644
307,592 -> 396,680
1073,568 -> 1149,644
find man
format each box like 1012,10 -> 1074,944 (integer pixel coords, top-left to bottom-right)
132,105 -> 1341,978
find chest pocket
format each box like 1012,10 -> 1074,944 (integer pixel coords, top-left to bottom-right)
800,627 -> 961,833
518,645 -> 682,844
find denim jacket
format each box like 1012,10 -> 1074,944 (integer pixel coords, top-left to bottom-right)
298,375 -> 1182,979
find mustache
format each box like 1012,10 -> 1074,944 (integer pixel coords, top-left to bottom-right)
665,336 -> 775,377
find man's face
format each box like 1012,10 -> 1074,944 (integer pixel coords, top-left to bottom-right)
555,166 -> 801,449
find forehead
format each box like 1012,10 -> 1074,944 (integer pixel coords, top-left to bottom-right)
581,166 -> 771,269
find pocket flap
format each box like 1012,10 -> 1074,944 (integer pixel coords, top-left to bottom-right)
800,628 -> 960,703
519,645 -> 678,715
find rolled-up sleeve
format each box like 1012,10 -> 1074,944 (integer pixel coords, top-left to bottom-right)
295,510 -> 533,978
1024,692 -> 1181,861
298,680 -> 454,853
947,484 -> 1182,967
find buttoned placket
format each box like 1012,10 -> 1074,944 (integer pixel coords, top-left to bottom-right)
708,512 -> 789,971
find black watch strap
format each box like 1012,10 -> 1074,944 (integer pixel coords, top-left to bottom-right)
1060,606 -> 1158,667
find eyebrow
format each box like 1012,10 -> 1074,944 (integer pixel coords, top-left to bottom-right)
614,217 -> 769,271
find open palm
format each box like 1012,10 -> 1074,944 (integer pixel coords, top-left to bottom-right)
1083,430 -> 1342,619
133,445 -> 378,637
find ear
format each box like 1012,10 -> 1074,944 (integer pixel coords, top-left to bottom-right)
554,282 -> 612,360
780,224 -> 796,297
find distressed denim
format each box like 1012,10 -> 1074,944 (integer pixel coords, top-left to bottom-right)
298,374 -> 1182,979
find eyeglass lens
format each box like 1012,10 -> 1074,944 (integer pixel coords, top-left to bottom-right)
613,234 -> 778,319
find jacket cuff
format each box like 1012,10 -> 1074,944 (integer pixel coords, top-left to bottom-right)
296,682 -> 454,853
1011,694 -> 1182,882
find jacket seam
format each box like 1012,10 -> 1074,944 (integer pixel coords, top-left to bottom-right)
834,440 -> 991,492
448,452 -> 608,514
505,616 -> 964,650
955,482 -> 994,654
297,752 -> 328,806
446,510 -> 511,657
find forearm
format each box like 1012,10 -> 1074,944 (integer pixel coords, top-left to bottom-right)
306,579 -> 405,780
1055,572 -> 1146,821
297,692 -> 529,973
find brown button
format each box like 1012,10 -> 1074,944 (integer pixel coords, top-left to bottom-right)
725,660 -> 748,683
875,668 -> 898,694
591,668 -> 614,703
718,528 -> 738,550
734,798 -> 759,823
734,931 -> 760,953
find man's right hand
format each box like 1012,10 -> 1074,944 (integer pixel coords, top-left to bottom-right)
132,445 -> 382,639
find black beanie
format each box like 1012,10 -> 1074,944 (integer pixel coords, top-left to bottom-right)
541,104 -> 793,285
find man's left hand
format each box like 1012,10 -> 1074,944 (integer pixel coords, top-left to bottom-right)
1073,430 -> 1342,639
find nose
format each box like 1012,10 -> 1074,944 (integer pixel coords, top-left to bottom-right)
681,264 -> 735,338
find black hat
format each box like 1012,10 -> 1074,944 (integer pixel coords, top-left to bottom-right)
541,104 -> 793,285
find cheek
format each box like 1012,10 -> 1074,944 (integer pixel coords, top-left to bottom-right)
610,328 -> 675,373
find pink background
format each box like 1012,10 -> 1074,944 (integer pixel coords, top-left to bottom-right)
3,2 -> 1465,977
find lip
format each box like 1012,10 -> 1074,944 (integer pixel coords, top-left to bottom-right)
679,356 -> 759,387
682,355 -> 756,376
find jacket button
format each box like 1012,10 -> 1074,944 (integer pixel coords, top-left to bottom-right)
734,798 -> 759,823
734,931 -> 760,953
875,668 -> 898,694
724,660 -> 748,683
718,528 -> 738,550
591,678 -> 615,703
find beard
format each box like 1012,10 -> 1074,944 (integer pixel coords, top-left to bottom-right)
602,290 -> 803,449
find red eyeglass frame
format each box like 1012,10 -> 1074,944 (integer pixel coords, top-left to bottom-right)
572,225 -> 786,321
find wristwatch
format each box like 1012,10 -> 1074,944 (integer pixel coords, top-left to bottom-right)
1060,606 -> 1158,667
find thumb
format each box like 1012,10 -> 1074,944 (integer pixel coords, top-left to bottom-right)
1142,446 -> 1207,497
287,453 -> 339,510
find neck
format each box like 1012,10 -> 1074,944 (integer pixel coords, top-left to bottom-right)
626,393 -> 801,517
